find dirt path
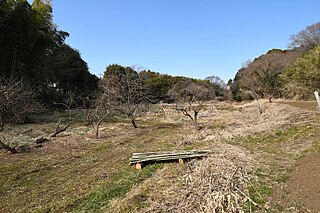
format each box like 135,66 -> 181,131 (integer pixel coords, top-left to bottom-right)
286,153 -> 320,212
274,100 -> 319,212
277,100 -> 317,111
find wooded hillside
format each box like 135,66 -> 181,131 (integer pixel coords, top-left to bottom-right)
230,22 -> 320,101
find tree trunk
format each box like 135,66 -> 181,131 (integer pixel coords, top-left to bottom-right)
50,119 -> 70,137
194,111 -> 198,124
193,111 -> 201,130
94,112 -> 111,139
95,118 -> 104,139
0,118 -> 3,131
0,109 -> 4,131
95,125 -> 99,139
131,118 -> 138,128
192,119 -> 201,130
11,45 -> 17,78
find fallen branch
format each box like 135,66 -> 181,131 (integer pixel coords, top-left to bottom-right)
0,140 -> 19,153
50,119 -> 70,137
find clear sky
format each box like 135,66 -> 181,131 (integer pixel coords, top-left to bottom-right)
50,0 -> 320,81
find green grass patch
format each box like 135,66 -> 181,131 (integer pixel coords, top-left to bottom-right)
276,174 -> 290,183
71,163 -> 163,212
299,138 -> 320,158
246,181 -> 273,211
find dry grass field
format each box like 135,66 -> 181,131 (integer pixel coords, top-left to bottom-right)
1,100 -> 320,212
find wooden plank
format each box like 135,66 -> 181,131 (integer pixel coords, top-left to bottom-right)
130,152 -> 205,160
131,151 -> 209,158
130,153 -> 208,160
129,150 -> 210,167
130,154 -> 208,163
132,151 -> 183,156
129,153 -> 208,164
132,150 -> 210,156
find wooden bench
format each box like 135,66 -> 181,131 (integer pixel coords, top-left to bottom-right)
129,150 -> 210,169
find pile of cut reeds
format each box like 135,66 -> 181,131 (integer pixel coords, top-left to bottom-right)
148,143 -> 257,212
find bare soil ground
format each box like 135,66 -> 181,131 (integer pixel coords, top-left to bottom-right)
285,153 -> 320,212
1,100 -> 320,212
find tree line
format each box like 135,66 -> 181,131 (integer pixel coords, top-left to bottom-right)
88,64 -> 220,135
0,0 -> 100,129
0,1 -> 223,131
1,0 -> 320,131
0,0 -> 99,104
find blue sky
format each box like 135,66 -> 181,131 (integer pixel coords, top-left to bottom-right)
50,0 -> 320,81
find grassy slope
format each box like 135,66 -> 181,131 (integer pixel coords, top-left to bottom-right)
0,117 -> 185,212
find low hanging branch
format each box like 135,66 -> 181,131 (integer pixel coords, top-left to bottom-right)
50,119 -> 70,137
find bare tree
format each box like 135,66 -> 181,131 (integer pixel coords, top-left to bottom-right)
86,94 -> 111,139
50,90 -> 77,137
101,67 -> 151,128
168,80 -> 214,130
289,21 -> 320,51
0,78 -> 40,131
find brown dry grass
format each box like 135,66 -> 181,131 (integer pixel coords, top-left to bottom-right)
148,143 -> 255,213
1,100 -> 319,212
107,100 -> 320,212
109,144 -> 255,212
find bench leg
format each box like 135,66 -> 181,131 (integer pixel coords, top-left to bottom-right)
135,163 -> 143,170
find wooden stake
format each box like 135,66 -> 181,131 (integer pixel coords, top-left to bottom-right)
314,91 -> 320,113
135,163 -> 143,170
178,158 -> 184,164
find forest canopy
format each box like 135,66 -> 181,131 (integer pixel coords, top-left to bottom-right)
0,0 -> 98,106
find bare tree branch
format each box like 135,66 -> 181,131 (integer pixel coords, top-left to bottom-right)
0,78 -> 41,131
100,66 -> 153,128
289,22 -> 320,51
169,80 -> 214,130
